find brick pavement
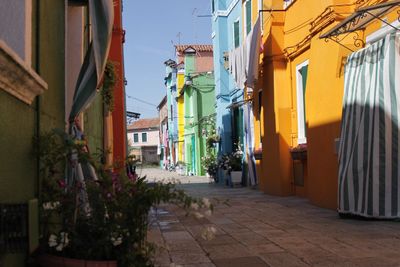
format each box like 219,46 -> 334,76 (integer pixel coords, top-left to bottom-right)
143,169 -> 400,267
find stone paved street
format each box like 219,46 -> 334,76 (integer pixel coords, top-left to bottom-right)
141,168 -> 400,267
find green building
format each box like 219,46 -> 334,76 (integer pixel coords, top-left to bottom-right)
180,46 -> 215,176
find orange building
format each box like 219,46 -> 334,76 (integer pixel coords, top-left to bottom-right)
255,0 -> 400,211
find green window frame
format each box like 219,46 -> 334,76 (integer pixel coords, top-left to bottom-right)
133,133 -> 138,143
234,20 -> 240,48
246,0 -> 252,35
142,133 -> 147,143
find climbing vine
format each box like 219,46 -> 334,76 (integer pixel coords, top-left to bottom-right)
101,61 -> 117,112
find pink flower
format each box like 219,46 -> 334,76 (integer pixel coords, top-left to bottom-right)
58,180 -> 66,188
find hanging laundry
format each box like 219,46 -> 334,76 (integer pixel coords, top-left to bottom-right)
247,17 -> 261,89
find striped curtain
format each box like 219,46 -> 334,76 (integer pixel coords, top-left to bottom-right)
338,33 -> 400,218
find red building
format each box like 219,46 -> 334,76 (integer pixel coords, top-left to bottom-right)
108,0 -> 127,169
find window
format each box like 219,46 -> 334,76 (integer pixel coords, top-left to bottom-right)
233,20 -> 240,48
296,60 -> 309,144
246,0 -> 252,35
211,0 -> 215,13
283,0 -> 295,9
134,133 -> 139,143
142,133 -> 147,143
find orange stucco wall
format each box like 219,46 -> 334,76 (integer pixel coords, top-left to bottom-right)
257,0 -> 398,209
109,0 -> 127,168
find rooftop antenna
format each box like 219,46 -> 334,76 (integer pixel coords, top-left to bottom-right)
176,32 -> 182,45
171,40 -> 175,58
192,8 -> 198,42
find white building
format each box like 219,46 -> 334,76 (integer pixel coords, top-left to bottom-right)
127,118 -> 159,164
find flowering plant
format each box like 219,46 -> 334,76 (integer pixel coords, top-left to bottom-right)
218,146 -> 243,174
202,153 -> 218,178
35,130 -> 212,266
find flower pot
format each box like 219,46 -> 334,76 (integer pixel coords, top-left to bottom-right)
37,254 -> 117,267
230,171 -> 242,185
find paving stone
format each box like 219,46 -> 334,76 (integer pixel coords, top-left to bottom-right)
198,234 -> 238,246
141,168 -> 400,267
219,223 -> 252,234
310,256 -> 357,267
231,231 -> 269,246
166,241 -> 204,252
267,236 -> 315,250
163,231 -> 195,242
202,244 -> 253,259
288,247 -> 338,265
212,256 -> 269,267
169,252 -> 211,265
259,252 -> 310,267
186,224 -> 226,239
182,263 -> 216,267
247,243 -> 285,254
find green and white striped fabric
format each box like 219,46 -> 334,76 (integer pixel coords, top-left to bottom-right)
339,32 -> 400,218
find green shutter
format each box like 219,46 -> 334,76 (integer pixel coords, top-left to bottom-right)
246,0 -> 252,35
134,133 -> 138,143
234,21 -> 240,48
299,65 -> 308,135
142,133 -> 147,142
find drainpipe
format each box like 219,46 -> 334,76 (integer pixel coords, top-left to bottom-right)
35,0 -> 41,199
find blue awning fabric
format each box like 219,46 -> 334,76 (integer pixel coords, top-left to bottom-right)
69,0 -> 114,122
66,0 -> 114,213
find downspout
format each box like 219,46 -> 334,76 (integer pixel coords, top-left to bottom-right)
35,0 -> 41,199
288,56 -> 294,148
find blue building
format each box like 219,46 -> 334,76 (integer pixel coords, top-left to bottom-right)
164,59 -> 178,165
211,0 -> 245,183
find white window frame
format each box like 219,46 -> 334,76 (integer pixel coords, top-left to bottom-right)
296,60 -> 309,144
366,19 -> 400,44
0,0 -> 47,105
283,0 -> 295,9
258,0 -> 264,32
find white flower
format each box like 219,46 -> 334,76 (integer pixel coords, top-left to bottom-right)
202,198 -> 211,208
190,202 -> 199,210
193,211 -> 204,219
201,226 -> 217,241
59,232 -> 69,246
55,243 -> 64,251
43,201 -> 60,210
204,210 -> 212,217
111,236 -> 123,246
48,234 -> 58,247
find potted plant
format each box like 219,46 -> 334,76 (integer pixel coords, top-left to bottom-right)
218,146 -> 243,185
176,161 -> 186,175
206,134 -> 220,148
34,130 -> 212,267
289,143 -> 307,161
202,154 -> 218,183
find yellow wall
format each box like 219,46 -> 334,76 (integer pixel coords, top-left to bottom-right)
258,0 -> 397,209
177,72 -> 185,161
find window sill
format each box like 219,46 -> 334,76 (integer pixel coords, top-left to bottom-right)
0,40 -> 47,105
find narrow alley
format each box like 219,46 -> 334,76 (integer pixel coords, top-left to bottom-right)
142,168 -> 400,267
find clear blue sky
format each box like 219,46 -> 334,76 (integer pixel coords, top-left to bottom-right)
123,0 -> 213,119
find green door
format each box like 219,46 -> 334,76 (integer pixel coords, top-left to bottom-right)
191,135 -> 196,174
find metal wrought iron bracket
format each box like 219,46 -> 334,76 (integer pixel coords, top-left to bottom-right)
320,0 -> 400,49
364,10 -> 400,31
